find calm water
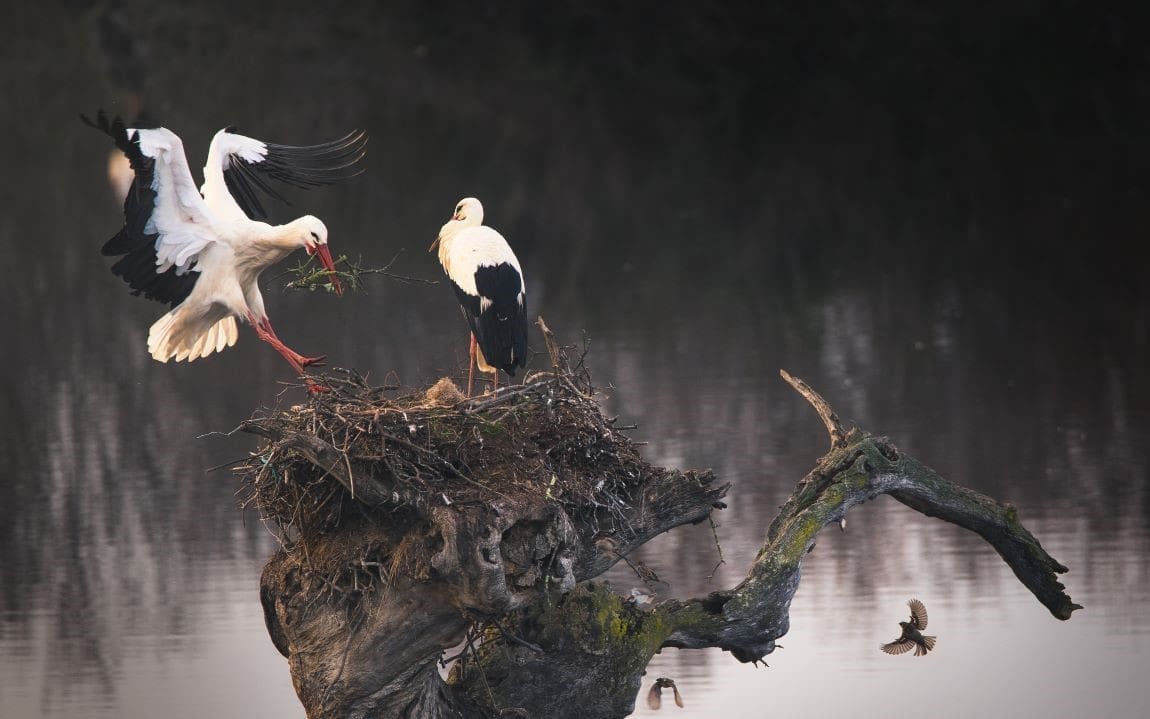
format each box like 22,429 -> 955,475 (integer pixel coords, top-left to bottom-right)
2,3 -> 1148,718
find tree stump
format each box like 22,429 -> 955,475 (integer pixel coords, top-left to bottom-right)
239,331 -> 1079,718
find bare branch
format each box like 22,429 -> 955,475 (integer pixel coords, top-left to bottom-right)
536,316 -> 563,372
656,375 -> 1079,663
779,368 -> 847,448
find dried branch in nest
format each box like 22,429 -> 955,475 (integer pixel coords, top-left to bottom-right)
535,317 -> 593,396
236,357 -> 652,596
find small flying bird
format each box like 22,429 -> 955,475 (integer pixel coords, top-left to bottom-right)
430,197 -> 527,396
645,677 -> 684,710
83,111 -> 365,382
880,598 -> 937,656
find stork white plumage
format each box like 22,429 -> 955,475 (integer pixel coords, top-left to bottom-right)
430,197 -> 528,396
83,111 -> 366,383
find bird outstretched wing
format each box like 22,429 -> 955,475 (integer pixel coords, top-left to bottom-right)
646,683 -> 663,710
646,679 -> 684,710
83,111 -> 215,307
880,637 -> 916,655
908,598 -> 929,630
202,127 -> 367,222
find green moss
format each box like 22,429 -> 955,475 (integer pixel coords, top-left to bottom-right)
453,585 -> 678,714
761,452 -> 877,571
519,583 -> 671,674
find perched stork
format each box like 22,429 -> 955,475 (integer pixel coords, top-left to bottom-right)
83,111 -> 366,381
430,197 -> 527,396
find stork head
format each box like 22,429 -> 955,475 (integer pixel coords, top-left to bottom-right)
451,197 -> 484,224
298,215 -> 344,295
430,196 -> 484,251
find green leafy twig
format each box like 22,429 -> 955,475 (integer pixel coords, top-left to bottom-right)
278,249 -> 439,294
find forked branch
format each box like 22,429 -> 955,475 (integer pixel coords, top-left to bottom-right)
657,370 -> 1080,660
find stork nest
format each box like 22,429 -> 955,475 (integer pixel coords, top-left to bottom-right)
236,351 -> 654,590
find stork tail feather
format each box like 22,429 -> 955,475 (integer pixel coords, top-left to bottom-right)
148,310 -> 238,363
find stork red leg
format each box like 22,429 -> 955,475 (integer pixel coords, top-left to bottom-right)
467,332 -> 477,398
249,313 -> 327,375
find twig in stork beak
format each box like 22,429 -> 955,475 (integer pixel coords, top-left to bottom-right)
307,244 -> 345,295
429,234 -> 442,252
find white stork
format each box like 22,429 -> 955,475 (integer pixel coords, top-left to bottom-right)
430,197 -> 527,396
83,111 -> 366,382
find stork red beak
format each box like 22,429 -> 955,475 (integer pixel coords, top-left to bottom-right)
308,244 -> 344,295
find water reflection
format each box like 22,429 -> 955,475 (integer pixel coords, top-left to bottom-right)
2,2 -> 1148,718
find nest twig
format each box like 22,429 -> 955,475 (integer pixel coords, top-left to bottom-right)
236,348 -> 647,595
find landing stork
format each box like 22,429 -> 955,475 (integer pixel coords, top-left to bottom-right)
83,111 -> 366,381
430,197 -> 527,396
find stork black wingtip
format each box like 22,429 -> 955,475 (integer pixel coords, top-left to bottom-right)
80,110 -> 113,133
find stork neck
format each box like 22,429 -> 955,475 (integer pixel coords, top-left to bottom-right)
231,220 -> 309,272
436,220 -> 462,263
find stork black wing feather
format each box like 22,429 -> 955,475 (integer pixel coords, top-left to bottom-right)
109,246 -> 200,307
82,110 -> 199,307
222,129 -> 367,221
224,159 -> 279,220
265,131 -> 368,158
472,263 -> 528,375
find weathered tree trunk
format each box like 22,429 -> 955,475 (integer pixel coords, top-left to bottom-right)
245,338 -> 1078,718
